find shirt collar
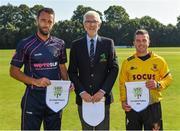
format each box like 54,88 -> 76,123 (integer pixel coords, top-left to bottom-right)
86,34 -> 98,42
35,33 -> 51,43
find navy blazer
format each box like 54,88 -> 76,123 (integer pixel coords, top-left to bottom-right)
68,36 -> 119,105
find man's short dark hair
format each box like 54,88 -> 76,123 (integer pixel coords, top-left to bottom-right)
37,7 -> 55,18
134,29 -> 149,40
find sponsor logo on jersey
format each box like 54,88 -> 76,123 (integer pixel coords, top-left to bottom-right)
33,62 -> 58,68
151,64 -> 158,71
34,53 -> 42,56
133,74 -> 155,80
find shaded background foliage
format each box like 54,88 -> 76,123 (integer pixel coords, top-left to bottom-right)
0,4 -> 180,49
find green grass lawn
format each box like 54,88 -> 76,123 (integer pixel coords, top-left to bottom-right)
0,47 -> 180,130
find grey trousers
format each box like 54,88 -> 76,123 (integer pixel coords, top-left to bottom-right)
78,105 -> 110,130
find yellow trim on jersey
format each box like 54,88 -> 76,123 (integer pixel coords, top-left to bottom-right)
119,52 -> 172,104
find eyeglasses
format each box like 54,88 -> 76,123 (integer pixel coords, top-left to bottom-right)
85,20 -> 99,24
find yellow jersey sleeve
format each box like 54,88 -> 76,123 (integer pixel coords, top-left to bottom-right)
119,59 -> 128,102
158,56 -> 172,91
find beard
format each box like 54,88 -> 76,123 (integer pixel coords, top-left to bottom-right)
38,27 -> 51,36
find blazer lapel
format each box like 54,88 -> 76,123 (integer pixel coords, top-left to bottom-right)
81,36 -> 91,64
94,36 -> 102,64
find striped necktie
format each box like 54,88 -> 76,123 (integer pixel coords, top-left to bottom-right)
90,39 -> 95,66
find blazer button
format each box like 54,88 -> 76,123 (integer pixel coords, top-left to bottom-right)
89,85 -> 92,88
91,74 -> 94,77
90,65 -> 94,68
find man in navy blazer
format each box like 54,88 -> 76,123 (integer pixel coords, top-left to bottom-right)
68,10 -> 119,130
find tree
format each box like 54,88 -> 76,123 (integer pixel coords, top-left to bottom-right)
176,15 -> 180,45
0,4 -> 180,48
15,4 -> 44,41
161,24 -> 179,46
71,5 -> 102,24
177,15 -> 180,28
121,18 -> 141,46
52,20 -> 84,47
104,5 -> 129,24
0,4 -> 19,48
0,4 -> 43,49
102,5 -> 130,46
138,16 -> 165,46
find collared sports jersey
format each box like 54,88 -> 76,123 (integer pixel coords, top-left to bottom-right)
119,52 -> 172,104
11,34 -> 67,88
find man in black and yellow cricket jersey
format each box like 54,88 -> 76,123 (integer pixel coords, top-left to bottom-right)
119,29 -> 172,130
